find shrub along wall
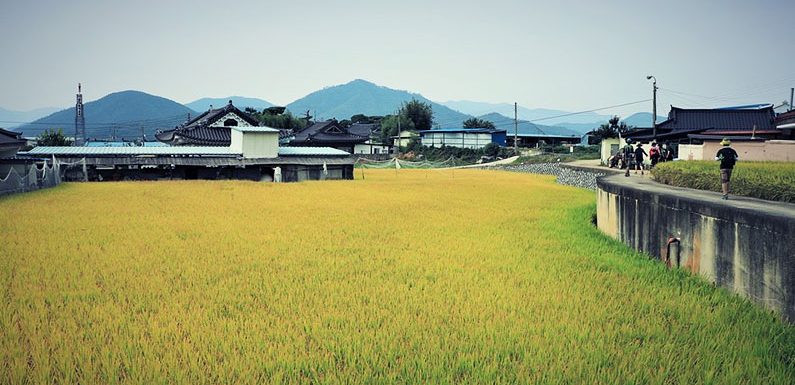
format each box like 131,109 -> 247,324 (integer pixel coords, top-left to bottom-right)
652,161 -> 795,203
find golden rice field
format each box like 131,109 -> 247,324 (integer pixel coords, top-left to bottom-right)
1,169 -> 793,384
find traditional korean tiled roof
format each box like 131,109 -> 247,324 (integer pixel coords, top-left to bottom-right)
155,101 -> 260,146
291,120 -> 369,146
656,106 -> 775,131
347,123 -> 379,137
0,128 -> 26,146
626,106 -> 779,141
183,101 -> 260,128
775,110 -> 795,127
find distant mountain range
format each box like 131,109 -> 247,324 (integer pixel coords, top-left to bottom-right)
286,79 -> 472,127
7,80 -> 666,140
16,90 -> 194,139
443,100 -> 665,134
622,112 -> 667,127
477,113 -> 581,137
551,112 -> 667,133
185,96 -> 273,112
0,106 -> 63,128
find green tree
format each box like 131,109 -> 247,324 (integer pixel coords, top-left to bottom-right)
38,128 -> 72,146
592,116 -> 632,140
379,114 -> 415,145
482,142 -> 500,157
463,118 -> 495,129
350,114 -> 382,124
247,108 -> 307,131
401,99 -> 433,131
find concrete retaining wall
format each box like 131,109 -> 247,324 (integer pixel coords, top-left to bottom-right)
597,175 -> 795,321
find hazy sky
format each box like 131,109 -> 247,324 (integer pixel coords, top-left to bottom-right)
1,0 -> 793,117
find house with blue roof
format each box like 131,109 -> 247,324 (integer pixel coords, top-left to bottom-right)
419,128 -> 506,150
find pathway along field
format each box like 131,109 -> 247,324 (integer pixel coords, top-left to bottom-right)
1,169 -> 793,384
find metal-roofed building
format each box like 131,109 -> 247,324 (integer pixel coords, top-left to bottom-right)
419,128 -> 507,150
21,101 -> 355,182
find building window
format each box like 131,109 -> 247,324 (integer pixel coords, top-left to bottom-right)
224,119 -> 238,126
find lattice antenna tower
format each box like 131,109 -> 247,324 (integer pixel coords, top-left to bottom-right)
74,83 -> 86,146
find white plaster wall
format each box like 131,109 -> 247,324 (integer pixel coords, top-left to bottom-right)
353,143 -> 390,154
600,138 -> 620,165
241,132 -> 278,158
678,144 -> 704,161
210,112 -> 252,127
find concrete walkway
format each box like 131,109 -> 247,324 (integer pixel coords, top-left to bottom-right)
565,159 -> 648,176
447,155 -> 520,169
599,171 -> 795,219
564,158 -> 795,216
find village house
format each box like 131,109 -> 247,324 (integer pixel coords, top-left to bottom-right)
504,125 -> 581,148
22,101 -> 355,182
1,128 -> 58,195
347,123 -> 390,155
290,120 -> 365,153
607,104 -> 795,162
392,130 -> 418,148
418,128 -> 507,150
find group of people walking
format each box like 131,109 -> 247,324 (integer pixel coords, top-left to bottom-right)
610,137 -> 740,200
615,140 -> 674,177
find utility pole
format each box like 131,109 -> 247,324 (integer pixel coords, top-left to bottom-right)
396,109 -> 401,158
647,75 -> 658,139
514,102 -> 518,153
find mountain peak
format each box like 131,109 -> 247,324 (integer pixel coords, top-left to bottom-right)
287,80 -> 471,126
17,90 -> 194,138
346,79 -> 377,86
185,96 -> 273,112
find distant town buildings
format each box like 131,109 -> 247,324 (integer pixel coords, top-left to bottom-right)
605,104 -> 795,163
23,101 -> 356,182
419,128 -> 506,150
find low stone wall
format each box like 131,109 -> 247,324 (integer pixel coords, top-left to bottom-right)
501,163 -> 607,190
597,175 -> 795,321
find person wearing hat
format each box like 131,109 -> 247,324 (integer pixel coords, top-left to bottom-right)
715,138 -> 739,200
634,142 -> 648,175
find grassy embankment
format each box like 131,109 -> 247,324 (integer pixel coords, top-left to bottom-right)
652,160 -> 795,202
514,145 -> 600,164
1,169 -> 793,384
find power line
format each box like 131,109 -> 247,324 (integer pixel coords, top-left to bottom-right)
430,98 -> 652,128
0,113 -> 191,127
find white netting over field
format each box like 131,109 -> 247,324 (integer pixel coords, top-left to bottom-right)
355,157 -> 471,169
0,159 -> 62,196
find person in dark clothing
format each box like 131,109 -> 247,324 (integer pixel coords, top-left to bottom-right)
634,142 -> 648,175
715,138 -> 739,200
622,139 -> 635,177
663,142 -> 675,161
